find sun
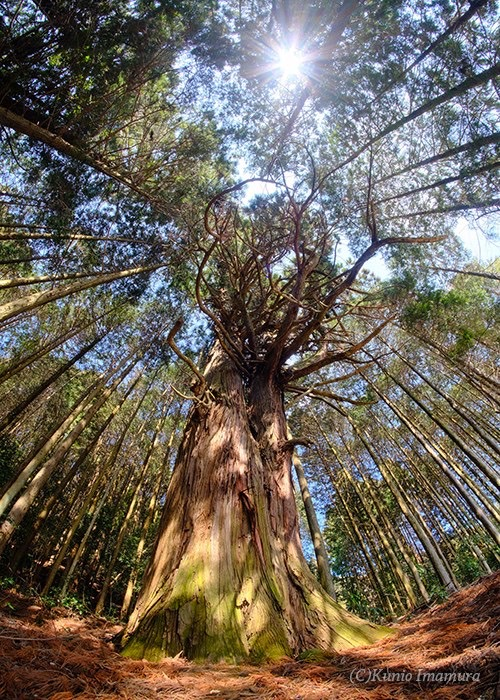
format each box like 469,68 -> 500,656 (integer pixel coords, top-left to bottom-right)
276,46 -> 305,80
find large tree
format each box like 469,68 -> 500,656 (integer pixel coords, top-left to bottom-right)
0,0 -> 498,661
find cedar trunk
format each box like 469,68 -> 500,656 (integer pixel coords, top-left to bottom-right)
121,345 -> 389,661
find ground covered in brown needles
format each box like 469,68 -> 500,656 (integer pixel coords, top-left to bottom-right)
0,572 -> 498,700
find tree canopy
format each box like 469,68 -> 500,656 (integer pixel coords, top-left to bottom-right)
0,0 -> 498,661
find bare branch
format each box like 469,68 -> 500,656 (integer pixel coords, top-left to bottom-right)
286,384 -> 376,406
376,132 -> 500,184
430,267 -> 500,281
167,318 -> 206,392
283,234 -> 446,362
288,313 -> 396,381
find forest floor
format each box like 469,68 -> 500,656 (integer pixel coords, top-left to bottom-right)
0,572 -> 498,700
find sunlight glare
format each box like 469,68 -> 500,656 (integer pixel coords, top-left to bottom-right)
277,46 -> 304,80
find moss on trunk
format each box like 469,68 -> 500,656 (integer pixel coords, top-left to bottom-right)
121,345 -> 392,662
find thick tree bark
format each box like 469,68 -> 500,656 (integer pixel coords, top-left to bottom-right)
121,345 -> 389,662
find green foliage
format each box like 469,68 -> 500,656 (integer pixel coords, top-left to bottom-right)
40,591 -> 90,616
452,541 -> 482,585
297,648 -> 330,662
60,593 -> 91,616
403,288 -> 471,325
402,276 -> 498,358
451,327 -> 476,358
414,562 -> 448,602
0,575 -> 16,591
0,435 -> 21,489
323,508 -> 388,622
338,581 -> 386,622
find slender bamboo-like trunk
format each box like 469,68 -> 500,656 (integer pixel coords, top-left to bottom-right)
411,333 -> 499,403
430,400 -> 499,471
344,414 -> 458,592
1,374 -> 109,517
59,480 -> 115,598
58,455 -> 140,597
1,317 -> 88,384
120,437 -> 173,620
121,344 -> 389,662
0,347 -> 136,517
0,267 -> 151,290
0,262 -> 164,324
357,521 -> 407,614
365,376 -> 500,546
94,472 -> 146,614
426,466 -> 495,574
85,407 -> 164,592
380,339 -> 500,459
377,132 -> 500,183
339,499 -> 398,617
14,373 -> 144,578
334,435 -> 435,599
0,332 -> 106,434
0,228 -> 159,247
39,375 -> 147,594
371,411 -> 462,535
63,438 -> 161,596
95,399 -> 170,615
0,254 -> 50,266
290,440 -> 336,600
378,363 -> 499,491
0,106 -> 164,205
378,459 -> 457,591
322,460 -> 398,616
342,460 -> 418,606
9,466 -> 75,576
373,410 -> 491,573
0,301 -> 127,385
317,422 -> 426,604
0,353 -> 141,554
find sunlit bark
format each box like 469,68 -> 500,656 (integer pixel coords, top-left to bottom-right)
122,344 -> 389,661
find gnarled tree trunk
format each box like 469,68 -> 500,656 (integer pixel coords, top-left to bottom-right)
121,345 -> 389,662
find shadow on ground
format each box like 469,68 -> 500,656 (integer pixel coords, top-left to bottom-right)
0,571 -> 498,699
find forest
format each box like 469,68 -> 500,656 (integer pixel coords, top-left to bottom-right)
0,0 -> 499,697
